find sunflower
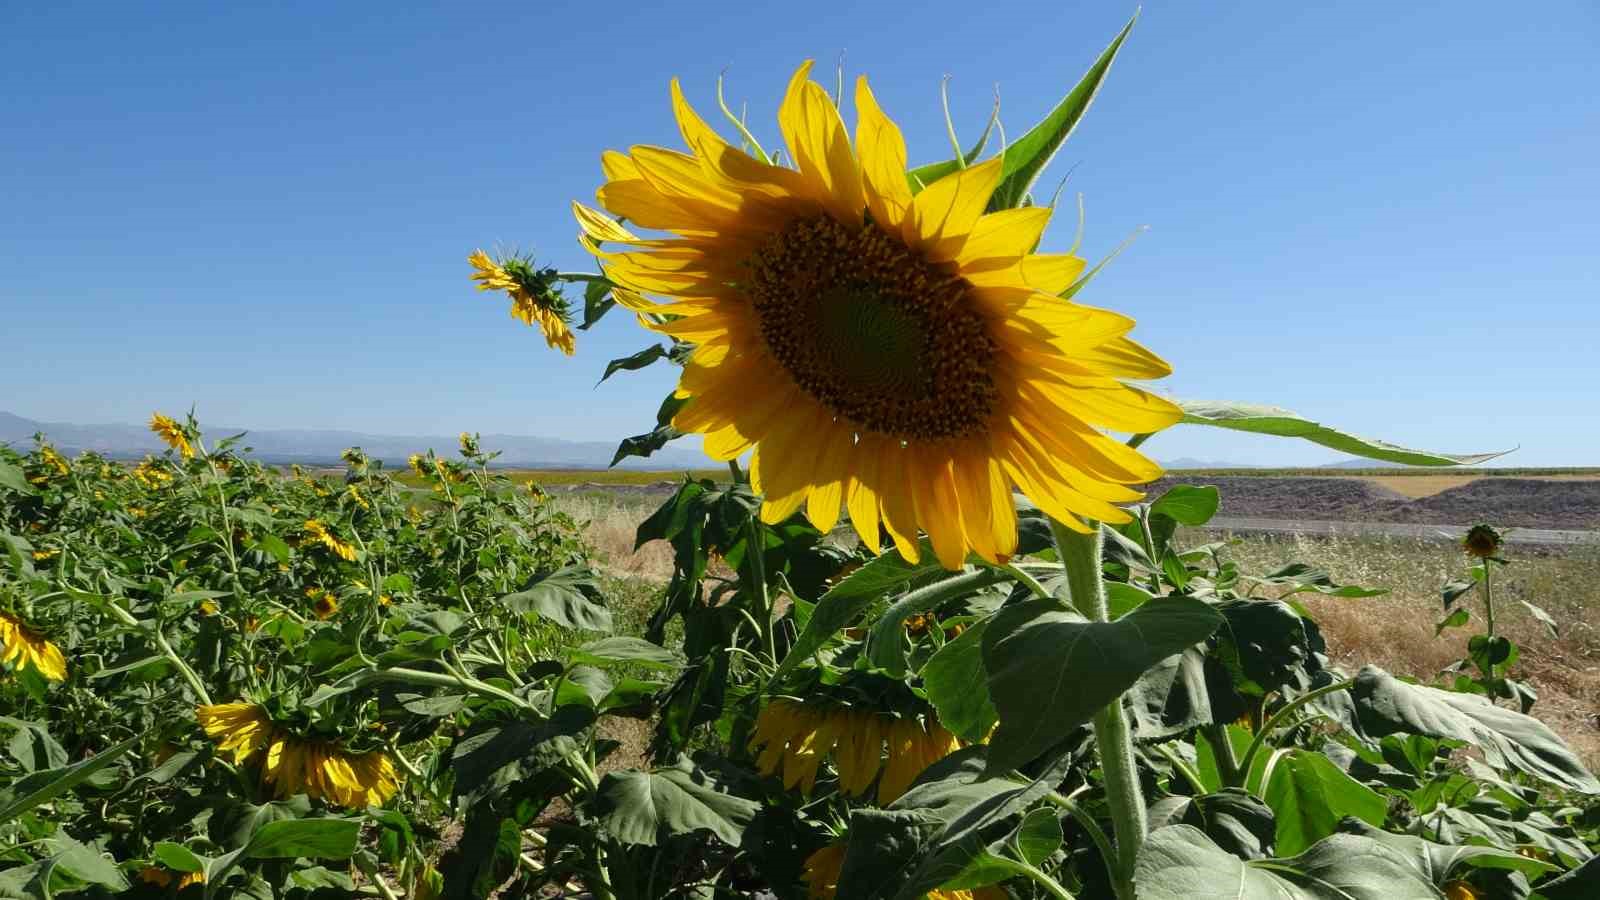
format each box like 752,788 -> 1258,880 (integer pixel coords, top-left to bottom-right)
458,431 -> 479,456
1443,882 -> 1478,900
197,703 -> 399,807
38,445 -> 70,477
1463,524 -> 1502,559
262,733 -> 399,807
749,699 -> 960,804
138,866 -> 205,889
345,485 -> 370,510
306,587 -> 339,620
197,702 -> 276,763
407,454 -> 427,477
0,613 -> 67,682
468,249 -> 576,355
149,413 -> 195,459
800,842 -> 1004,899
576,63 -> 1177,569
303,519 -> 357,562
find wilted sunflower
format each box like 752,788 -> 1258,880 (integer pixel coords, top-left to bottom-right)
576,63 -> 1178,568
469,249 -> 577,355
1463,524 -> 1502,559
0,612 -> 67,682
303,519 -> 357,562
305,587 -> 339,620
800,842 -> 1003,899
149,412 -> 195,459
749,699 -> 960,804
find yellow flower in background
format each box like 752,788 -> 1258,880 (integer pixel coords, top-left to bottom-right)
138,867 -> 205,889
345,485 -> 370,510
800,842 -> 1003,900
197,702 -> 275,764
0,613 -> 67,681
32,548 -> 59,561
458,431 -> 479,456
468,250 -> 577,355
306,587 -> 339,620
748,699 -> 960,804
303,520 -> 357,562
149,412 -> 195,459
132,458 -> 172,489
1443,882 -> 1479,900
262,734 -> 399,808
578,63 -> 1179,568
39,446 -> 70,476
407,454 -> 427,477
199,599 -> 220,616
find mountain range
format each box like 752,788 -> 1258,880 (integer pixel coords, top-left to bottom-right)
0,411 -> 708,470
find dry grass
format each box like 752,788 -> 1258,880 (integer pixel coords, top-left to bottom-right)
552,492 -> 676,580
1361,474 -> 1600,499
1202,529 -> 1600,770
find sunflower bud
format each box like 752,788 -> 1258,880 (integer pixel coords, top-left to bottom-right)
1463,524 -> 1502,559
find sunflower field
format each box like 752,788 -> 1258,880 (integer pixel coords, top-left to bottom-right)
6,13 -> 1599,900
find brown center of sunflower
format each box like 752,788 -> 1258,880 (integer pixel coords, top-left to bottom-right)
744,216 -> 998,441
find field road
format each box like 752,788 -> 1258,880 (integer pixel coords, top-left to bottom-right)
1205,517 -> 1599,548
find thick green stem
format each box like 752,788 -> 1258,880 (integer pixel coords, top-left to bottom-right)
1048,519 -> 1144,900
1205,722 -> 1243,789
730,460 -> 776,663
104,602 -> 212,705
1234,679 -> 1355,784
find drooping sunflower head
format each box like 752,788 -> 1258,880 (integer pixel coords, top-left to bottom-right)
149,412 -> 195,459
747,698 -> 960,804
0,612 -> 67,682
1463,523 -> 1502,559
577,63 -> 1179,569
38,445 -> 70,477
306,587 -> 339,620
303,519 -> 357,562
458,431 -> 479,457
262,733 -> 399,808
197,702 -> 276,764
468,249 -> 576,355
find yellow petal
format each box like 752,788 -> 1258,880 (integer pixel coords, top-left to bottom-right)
805,427 -> 854,533
844,436 -> 884,555
955,207 -> 1054,266
912,452 -> 968,570
909,157 -> 1004,254
854,75 -> 914,230
778,61 -> 864,225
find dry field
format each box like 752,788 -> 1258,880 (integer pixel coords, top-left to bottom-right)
550,492 -> 1600,771
1358,473 -> 1600,499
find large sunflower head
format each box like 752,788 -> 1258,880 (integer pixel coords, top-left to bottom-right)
0,612 -> 67,682
468,249 -> 577,355
577,62 -> 1178,569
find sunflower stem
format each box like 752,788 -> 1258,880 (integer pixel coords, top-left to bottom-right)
1047,518 -> 1143,900
1233,679 -> 1355,785
730,460 -> 777,663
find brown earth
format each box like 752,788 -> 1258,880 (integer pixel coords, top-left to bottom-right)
1151,476 -> 1600,531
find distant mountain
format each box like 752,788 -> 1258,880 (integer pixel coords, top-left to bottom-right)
0,411 -> 709,470
1159,457 -> 1263,470
1318,458 -> 1407,469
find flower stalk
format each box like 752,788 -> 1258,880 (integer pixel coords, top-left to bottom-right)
1048,517 -> 1143,900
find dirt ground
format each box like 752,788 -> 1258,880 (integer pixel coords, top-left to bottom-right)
1149,476 -> 1600,531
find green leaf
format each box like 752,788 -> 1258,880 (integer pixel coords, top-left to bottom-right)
866,569 -> 1007,676
42,831 -> 130,891
1011,808 -> 1062,866
1261,750 -> 1386,856
1176,399 -> 1511,466
1148,789 -> 1277,860
1150,484 -> 1220,526
905,101 -> 999,192
599,343 -> 668,383
154,842 -> 207,873
1537,854 -> 1600,900
0,732 -> 142,823
579,278 -> 615,330
1134,825 -> 1439,899
1352,666 -> 1600,793
610,394 -> 686,467
499,566 -> 613,632
1519,599 -> 1559,638
982,595 -> 1223,772
571,636 -> 680,670
0,460 -> 35,495
1434,608 -> 1471,636
987,12 -> 1137,210
243,817 -> 361,859
1336,818 -> 1558,882
921,617 -> 998,743
773,538 -> 944,680
589,758 -> 761,847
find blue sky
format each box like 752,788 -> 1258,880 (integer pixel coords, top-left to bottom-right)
2,2 -> 1595,465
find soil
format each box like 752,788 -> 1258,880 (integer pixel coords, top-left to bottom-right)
1149,476 -> 1600,531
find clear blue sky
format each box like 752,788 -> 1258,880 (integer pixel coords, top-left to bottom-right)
3,2 -> 1595,465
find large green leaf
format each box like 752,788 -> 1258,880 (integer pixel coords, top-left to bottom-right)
1261,750 -> 1386,856
982,595 -> 1223,772
865,569 -> 1008,676
0,460 -> 34,495
1537,854 -> 1600,900
571,636 -> 680,670
987,12 -> 1138,210
1135,825 -> 1440,899
773,539 -> 945,679
499,565 -> 613,632
921,618 -> 998,743
1352,666 -> 1600,794
1337,818 -> 1557,883
610,393 -> 686,467
1176,399 -> 1510,466
203,817 -> 361,899
589,757 -> 761,847
1148,789 -> 1277,860
599,343 -> 668,383
0,732 -> 142,823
